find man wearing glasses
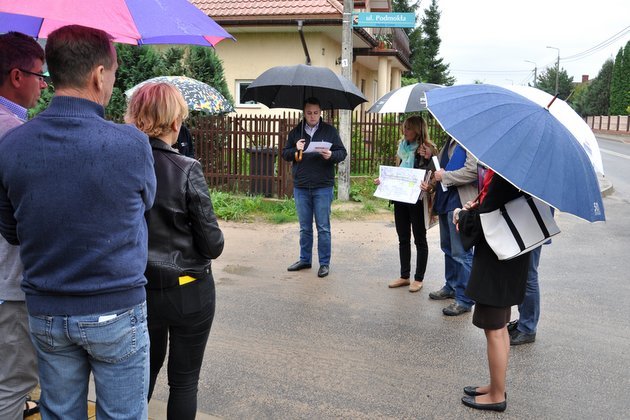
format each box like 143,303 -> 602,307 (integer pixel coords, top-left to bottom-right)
0,31 -> 47,420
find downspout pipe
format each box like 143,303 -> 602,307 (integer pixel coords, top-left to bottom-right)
297,20 -> 311,65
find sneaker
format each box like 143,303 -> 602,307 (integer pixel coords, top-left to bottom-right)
510,330 -> 536,346
429,287 -> 455,300
507,320 -> 519,335
442,302 -> 472,316
409,281 -> 423,292
508,319 -> 518,332
388,278 -> 411,288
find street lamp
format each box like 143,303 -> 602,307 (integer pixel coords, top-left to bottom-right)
525,60 -> 537,88
546,46 -> 560,95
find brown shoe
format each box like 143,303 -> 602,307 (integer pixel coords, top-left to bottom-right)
388,278 -> 411,288
409,281 -> 423,292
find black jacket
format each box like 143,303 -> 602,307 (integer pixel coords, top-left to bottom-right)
458,175 -> 530,307
281,119 -> 347,188
145,138 -> 224,289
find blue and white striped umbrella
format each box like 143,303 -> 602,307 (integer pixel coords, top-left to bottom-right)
368,82 -> 443,113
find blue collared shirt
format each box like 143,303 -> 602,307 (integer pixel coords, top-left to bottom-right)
0,96 -> 28,122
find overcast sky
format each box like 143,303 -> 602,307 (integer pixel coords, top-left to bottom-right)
433,0 -> 629,86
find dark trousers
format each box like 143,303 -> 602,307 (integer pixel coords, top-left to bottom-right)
394,200 -> 428,280
147,274 -> 216,420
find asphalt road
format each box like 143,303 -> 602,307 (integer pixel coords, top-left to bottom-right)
149,135 -> 630,419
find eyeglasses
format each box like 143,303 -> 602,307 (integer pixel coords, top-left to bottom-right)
18,68 -> 47,82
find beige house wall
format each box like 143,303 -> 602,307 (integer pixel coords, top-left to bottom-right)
215,32 -> 387,116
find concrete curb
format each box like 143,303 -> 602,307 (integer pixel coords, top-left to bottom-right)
598,173 -> 614,197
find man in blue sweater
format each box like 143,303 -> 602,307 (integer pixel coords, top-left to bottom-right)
0,25 -> 156,419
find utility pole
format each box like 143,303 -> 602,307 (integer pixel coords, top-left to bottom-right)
525,60 -> 537,88
546,46 -> 560,95
337,0 -> 353,201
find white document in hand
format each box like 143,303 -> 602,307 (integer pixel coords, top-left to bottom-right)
374,165 -> 426,204
304,141 -> 332,153
432,156 -> 448,192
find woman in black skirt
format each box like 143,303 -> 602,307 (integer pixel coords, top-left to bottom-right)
455,170 -> 530,412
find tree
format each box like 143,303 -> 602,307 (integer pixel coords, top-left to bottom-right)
569,82 -> 590,117
162,47 -> 186,76
391,0 -> 419,36
536,66 -> 573,101
411,0 -> 455,85
624,41 -> 630,115
583,59 -> 614,116
623,41 -> 630,115
30,44 -> 233,121
106,44 -> 166,121
609,41 -> 630,115
608,47 -> 625,114
183,46 -> 233,104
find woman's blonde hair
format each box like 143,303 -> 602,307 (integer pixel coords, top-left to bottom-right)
402,115 -> 435,147
124,82 -> 189,138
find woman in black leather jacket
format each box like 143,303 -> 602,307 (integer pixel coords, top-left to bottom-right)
125,82 -> 224,420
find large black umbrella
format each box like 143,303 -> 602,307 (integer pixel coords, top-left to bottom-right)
242,64 -> 367,110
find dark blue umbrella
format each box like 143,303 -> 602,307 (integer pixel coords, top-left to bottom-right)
425,84 -> 605,223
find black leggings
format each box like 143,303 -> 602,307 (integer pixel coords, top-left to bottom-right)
146,274 -> 216,420
394,200 -> 428,280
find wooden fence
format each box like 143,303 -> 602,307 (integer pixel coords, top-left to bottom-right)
189,111 -> 447,198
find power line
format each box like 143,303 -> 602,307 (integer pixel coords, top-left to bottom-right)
452,26 -> 629,77
450,69 -> 531,74
561,26 -> 630,62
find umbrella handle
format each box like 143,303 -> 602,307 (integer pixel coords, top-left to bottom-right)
295,150 -> 303,162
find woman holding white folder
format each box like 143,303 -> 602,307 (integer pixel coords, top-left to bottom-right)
375,115 -> 437,292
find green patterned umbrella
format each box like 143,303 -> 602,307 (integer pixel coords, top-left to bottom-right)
125,75 -> 234,114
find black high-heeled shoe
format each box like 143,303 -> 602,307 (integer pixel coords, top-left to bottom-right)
461,395 -> 507,412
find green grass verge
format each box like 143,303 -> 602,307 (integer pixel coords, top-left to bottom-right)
210,177 -> 392,223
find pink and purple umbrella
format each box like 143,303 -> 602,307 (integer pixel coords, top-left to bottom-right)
0,0 -> 234,47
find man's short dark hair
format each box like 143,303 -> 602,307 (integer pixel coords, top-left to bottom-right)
45,25 -> 115,89
0,32 -> 45,86
303,97 -> 321,109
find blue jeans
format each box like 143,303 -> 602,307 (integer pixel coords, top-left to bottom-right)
294,186 -> 334,265
439,212 -> 474,308
28,302 -> 149,419
517,246 -> 542,334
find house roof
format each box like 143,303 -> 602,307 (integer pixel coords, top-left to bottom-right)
192,0 -> 343,19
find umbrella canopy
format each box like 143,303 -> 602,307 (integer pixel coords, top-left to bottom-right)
242,64 -> 367,110
504,85 -> 604,175
0,0 -> 234,46
367,82 -> 443,113
425,84 -> 605,223
125,76 -> 234,114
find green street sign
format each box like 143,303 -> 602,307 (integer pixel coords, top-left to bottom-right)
352,12 -> 415,28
